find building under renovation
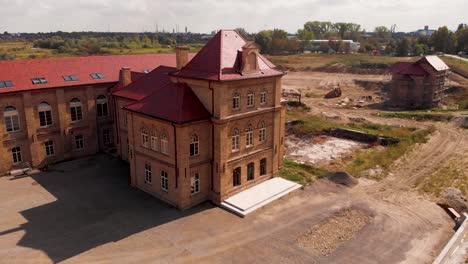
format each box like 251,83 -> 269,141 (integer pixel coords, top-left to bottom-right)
389,56 -> 450,109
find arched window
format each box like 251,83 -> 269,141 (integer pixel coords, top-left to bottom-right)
232,93 -> 240,110
191,173 -> 200,194
160,170 -> 168,191
141,128 -> 149,148
260,91 -> 267,105
246,125 -> 253,147
96,95 -> 108,117
70,98 -> 83,122
247,162 -> 255,181
144,163 -> 152,184
4,106 -> 20,132
247,92 -> 254,107
260,158 -> 267,176
190,134 -> 199,157
150,131 -> 159,151
233,167 -> 241,186
12,147 -> 22,163
45,140 -> 54,156
231,128 -> 240,152
259,122 -> 266,143
161,134 -> 168,154
38,102 -> 53,127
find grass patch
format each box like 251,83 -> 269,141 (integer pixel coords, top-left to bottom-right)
374,112 -> 455,122
267,53 -> 416,72
280,159 -> 328,186
287,112 -> 434,180
416,160 -> 468,196
345,128 -> 432,179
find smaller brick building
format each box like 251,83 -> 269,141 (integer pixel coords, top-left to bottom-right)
389,56 -> 450,109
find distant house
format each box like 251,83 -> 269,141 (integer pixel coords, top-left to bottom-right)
389,56 -> 450,109
302,40 -> 360,53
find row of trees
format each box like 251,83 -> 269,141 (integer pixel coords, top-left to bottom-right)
246,21 -> 468,56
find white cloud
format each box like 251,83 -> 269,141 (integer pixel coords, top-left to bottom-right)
0,0 -> 466,33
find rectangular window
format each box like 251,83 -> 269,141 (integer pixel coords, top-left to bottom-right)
0,80 -> 14,88
161,170 -> 168,191
151,136 -> 159,151
90,73 -> 105,79
232,95 -> 240,110
31,78 -> 48,84
191,173 -> 200,194
246,130 -> 253,147
75,135 -> 84,149
70,106 -> 83,122
247,93 -> 254,107
247,162 -> 254,181
260,92 -> 267,104
260,158 -> 267,176
103,129 -> 111,144
5,115 -> 20,132
141,132 -> 149,148
145,163 -> 152,184
45,141 -> 54,156
39,111 -> 53,127
259,127 -> 266,143
12,147 -> 22,163
63,75 -> 79,81
233,167 -> 241,186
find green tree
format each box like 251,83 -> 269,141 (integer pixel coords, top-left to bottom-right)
297,29 -> 314,40
304,21 -> 332,39
455,24 -> 468,53
374,26 -> 391,38
272,29 -> 288,39
235,28 -> 251,40
396,38 -> 410,56
430,26 -> 456,53
254,30 -> 273,53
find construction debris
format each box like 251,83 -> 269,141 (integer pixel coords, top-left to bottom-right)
324,87 -> 342,99
326,171 -> 358,187
296,209 -> 371,255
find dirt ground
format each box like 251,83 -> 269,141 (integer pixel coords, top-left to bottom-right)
0,71 -> 466,263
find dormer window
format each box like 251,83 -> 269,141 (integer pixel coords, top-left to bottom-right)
0,80 -> 13,88
31,77 -> 48,84
241,41 -> 260,75
90,73 -> 105,79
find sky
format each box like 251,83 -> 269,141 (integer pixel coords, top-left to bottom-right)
0,0 -> 466,34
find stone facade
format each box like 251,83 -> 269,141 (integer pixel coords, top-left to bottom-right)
0,84 -> 115,174
121,72 -> 286,209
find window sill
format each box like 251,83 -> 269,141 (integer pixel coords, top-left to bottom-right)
161,188 -> 168,193
144,181 -> 152,185
231,149 -> 240,153
191,191 -> 200,196
189,154 -> 200,158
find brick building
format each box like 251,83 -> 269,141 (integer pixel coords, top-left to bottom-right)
0,30 -> 287,210
389,56 -> 450,109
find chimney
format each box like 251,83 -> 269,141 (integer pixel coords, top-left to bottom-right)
119,67 -> 131,87
176,46 -> 189,69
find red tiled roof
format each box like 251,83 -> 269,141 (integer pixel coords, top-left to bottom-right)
172,30 -> 284,81
125,82 -> 211,124
112,66 -> 176,101
391,62 -> 428,76
0,54 -> 193,94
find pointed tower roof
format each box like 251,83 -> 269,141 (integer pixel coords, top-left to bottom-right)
172,30 -> 284,81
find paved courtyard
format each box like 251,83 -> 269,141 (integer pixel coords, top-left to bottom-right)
0,155 -> 453,263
